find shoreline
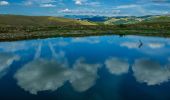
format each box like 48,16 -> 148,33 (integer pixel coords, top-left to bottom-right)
0,30 -> 170,42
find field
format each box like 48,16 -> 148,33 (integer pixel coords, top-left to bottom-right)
0,14 -> 170,41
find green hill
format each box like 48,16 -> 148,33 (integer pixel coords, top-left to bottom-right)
143,15 -> 170,22
0,14 -> 96,27
104,15 -> 170,25
104,17 -> 143,25
0,14 -> 170,41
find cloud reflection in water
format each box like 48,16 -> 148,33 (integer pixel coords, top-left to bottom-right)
70,58 -> 102,92
105,57 -> 129,75
0,53 -> 20,78
14,43 -> 102,94
8,36 -> 170,95
133,59 -> 170,85
14,59 -> 71,94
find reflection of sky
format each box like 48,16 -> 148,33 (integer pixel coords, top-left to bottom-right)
0,35 -> 170,99
0,53 -> 20,78
133,58 -> 170,85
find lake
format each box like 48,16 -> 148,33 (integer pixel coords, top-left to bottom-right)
0,35 -> 170,100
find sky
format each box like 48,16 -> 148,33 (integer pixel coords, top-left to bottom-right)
0,0 -> 170,16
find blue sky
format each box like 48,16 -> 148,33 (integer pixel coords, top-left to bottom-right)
0,0 -> 170,16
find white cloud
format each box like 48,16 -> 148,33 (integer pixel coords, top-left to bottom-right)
147,42 -> 165,49
74,0 -> 87,5
75,0 -> 82,5
120,42 -> 140,49
0,53 -> 20,78
70,58 -> 101,92
132,59 -> 170,85
71,37 -> 100,44
40,3 -> 56,7
115,4 -> 138,9
60,8 -> 72,13
14,42 -> 102,94
0,41 -> 34,52
14,56 -> 102,94
14,42 -> 71,94
105,57 -> 129,75
23,0 -> 56,7
73,0 -> 100,6
59,8 -> 120,16
14,59 -> 71,94
14,57 -> 102,94
0,1 -> 9,6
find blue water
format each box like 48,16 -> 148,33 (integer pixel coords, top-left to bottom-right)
0,35 -> 170,100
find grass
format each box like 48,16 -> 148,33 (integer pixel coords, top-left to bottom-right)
0,14 -> 96,27
0,14 -> 170,41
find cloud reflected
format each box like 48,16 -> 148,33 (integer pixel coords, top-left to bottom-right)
0,41 -> 34,52
0,53 -> 20,78
120,42 -> 140,49
132,59 -> 170,85
168,57 -> 170,62
147,42 -> 165,49
14,42 -> 102,94
70,58 -> 102,92
72,37 -> 100,44
14,42 -> 71,94
120,40 -> 166,50
14,59 -> 71,94
105,57 -> 129,75
14,57 -> 102,94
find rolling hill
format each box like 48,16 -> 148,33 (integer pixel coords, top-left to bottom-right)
144,15 -> 170,22
0,14 -> 170,41
0,14 -> 96,27
103,15 -> 170,25
104,17 -> 144,25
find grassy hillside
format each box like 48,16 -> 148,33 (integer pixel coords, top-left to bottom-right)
0,14 -> 170,41
144,16 -> 170,22
104,15 -> 170,25
0,14 -> 96,27
104,17 -> 143,25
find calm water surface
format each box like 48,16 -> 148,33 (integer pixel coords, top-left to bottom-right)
0,35 -> 170,100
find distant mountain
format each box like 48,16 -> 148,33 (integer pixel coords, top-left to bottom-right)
64,15 -> 94,19
64,15 -> 110,22
81,16 -> 109,22
0,14 -> 96,27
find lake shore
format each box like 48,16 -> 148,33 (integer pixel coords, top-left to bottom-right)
0,14 -> 170,41
0,29 -> 170,41
1,21 -> 170,41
